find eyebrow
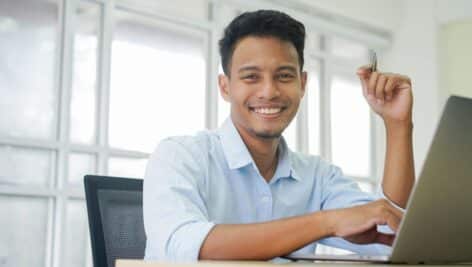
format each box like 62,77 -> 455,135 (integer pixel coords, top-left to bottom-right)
237,65 -> 298,74
277,65 -> 298,73
238,66 -> 261,73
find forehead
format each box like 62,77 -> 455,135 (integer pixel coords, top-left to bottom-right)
230,36 -> 300,70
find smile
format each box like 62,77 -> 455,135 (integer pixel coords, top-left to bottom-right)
249,106 -> 286,118
253,107 -> 282,114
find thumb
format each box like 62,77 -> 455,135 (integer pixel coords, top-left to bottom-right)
357,65 -> 371,97
356,65 -> 372,78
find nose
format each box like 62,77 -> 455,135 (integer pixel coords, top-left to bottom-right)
257,77 -> 280,100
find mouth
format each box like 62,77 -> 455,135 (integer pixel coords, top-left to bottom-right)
249,106 -> 286,119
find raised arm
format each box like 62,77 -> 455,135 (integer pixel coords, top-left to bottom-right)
357,67 -> 415,208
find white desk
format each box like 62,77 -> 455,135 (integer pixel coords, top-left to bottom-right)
116,259 -> 467,267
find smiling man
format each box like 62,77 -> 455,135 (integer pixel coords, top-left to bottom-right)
143,10 -> 415,261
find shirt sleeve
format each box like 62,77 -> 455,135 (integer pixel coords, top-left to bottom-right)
143,139 -> 215,262
317,162 -> 395,256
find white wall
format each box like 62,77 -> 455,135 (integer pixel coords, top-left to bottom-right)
440,21 -> 472,99
436,0 -> 472,24
437,0 -> 472,99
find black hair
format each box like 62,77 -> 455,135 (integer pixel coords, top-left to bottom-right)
218,10 -> 306,76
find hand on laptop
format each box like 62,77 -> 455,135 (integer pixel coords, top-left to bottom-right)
328,199 -> 402,246
356,66 -> 413,128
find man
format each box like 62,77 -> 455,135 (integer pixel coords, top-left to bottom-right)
143,10 -> 414,261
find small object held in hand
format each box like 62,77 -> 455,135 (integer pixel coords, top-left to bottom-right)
369,49 -> 377,72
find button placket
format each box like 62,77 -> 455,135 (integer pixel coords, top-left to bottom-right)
253,166 -> 274,221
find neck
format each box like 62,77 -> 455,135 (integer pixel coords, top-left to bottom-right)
233,123 -> 280,182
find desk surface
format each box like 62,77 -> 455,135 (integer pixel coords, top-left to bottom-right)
116,259 -> 469,267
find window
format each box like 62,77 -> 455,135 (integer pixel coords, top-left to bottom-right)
330,74 -> 371,177
0,1 -> 59,265
0,0 -> 58,140
70,1 -> 100,145
0,196 -> 51,267
306,60 -> 321,155
109,11 -> 207,153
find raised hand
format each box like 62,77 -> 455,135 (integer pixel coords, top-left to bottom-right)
357,67 -> 413,126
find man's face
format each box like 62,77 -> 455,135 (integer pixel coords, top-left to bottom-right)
219,36 -> 307,139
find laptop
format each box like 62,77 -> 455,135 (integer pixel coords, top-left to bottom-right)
285,95 -> 472,264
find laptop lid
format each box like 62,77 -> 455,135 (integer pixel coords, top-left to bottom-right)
389,95 -> 472,264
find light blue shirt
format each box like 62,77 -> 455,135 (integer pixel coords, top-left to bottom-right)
144,118 -> 394,262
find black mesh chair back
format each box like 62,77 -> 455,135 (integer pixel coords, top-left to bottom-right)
84,175 -> 146,267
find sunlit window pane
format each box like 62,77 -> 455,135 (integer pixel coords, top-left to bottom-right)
109,12 -> 206,153
0,196 -> 49,267
108,157 -> 147,178
70,2 -> 100,144
307,61 -> 321,155
64,200 -> 90,267
330,75 -> 370,177
0,0 -> 58,140
0,146 -> 54,187
68,152 -> 96,187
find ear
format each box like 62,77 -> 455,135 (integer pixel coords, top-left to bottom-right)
300,71 -> 308,98
218,74 -> 231,102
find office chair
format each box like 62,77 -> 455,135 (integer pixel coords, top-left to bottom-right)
84,175 -> 146,267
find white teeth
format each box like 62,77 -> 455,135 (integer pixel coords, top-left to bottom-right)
253,108 -> 282,114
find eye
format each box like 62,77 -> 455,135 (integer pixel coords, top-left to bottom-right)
277,73 -> 295,81
242,74 -> 259,81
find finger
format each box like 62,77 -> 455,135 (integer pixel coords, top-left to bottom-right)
399,75 -> 412,89
368,71 -> 379,96
375,74 -> 388,103
359,75 -> 369,98
356,66 -> 371,96
398,80 -> 412,93
375,233 -> 396,246
357,65 -> 372,76
384,76 -> 397,101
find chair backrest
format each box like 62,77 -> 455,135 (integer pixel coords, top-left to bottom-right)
84,175 -> 146,267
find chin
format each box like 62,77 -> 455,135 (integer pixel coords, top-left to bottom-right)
254,132 -> 282,139
252,127 -> 284,139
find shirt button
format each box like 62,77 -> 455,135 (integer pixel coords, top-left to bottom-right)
261,196 -> 271,202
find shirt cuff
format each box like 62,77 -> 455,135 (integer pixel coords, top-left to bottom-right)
378,188 -> 406,212
167,221 -> 216,262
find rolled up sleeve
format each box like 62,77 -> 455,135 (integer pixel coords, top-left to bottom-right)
143,139 -> 215,262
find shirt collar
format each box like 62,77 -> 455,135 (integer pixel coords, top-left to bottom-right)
217,118 -> 253,169
217,118 -> 302,182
